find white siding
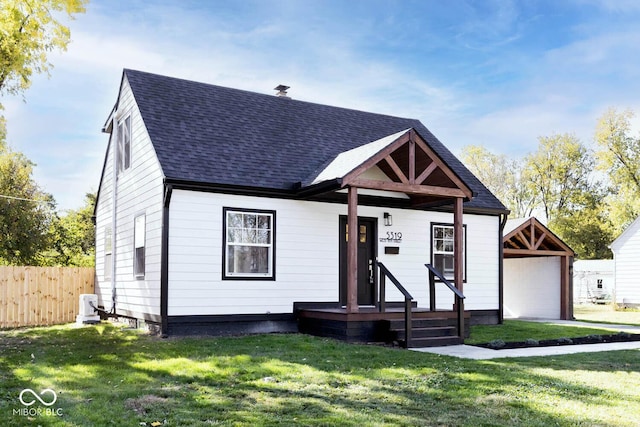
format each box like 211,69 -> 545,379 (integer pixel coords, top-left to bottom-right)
168,190 -> 500,316
94,76 -> 164,319
612,221 -> 640,305
504,257 -> 561,319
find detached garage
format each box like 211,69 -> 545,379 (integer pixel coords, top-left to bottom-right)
503,217 -> 575,320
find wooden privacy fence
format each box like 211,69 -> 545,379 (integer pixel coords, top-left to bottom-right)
0,266 -> 95,328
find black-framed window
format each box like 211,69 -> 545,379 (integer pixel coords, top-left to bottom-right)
223,208 -> 276,280
117,115 -> 131,173
431,223 -> 467,282
134,214 -> 146,279
105,226 -> 112,280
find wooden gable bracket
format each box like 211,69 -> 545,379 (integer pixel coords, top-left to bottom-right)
534,230 -> 547,250
341,129 -> 474,200
504,217 -> 574,257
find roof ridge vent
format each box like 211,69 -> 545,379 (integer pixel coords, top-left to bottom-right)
274,84 -> 290,99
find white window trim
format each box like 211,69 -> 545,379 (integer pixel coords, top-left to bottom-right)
431,223 -> 467,282
134,214 -> 146,279
223,208 -> 276,280
117,114 -> 132,173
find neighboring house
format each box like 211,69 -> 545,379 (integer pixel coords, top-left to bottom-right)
610,217 -> 640,307
503,217 -> 575,320
94,69 -> 509,345
573,260 -> 614,304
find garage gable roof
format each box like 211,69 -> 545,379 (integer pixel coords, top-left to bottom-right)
504,217 -> 574,258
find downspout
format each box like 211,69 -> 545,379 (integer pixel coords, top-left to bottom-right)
498,213 -> 508,324
160,183 -> 173,336
110,119 -> 118,314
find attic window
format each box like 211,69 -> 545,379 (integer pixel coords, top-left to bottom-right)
223,208 -> 275,280
117,115 -> 131,173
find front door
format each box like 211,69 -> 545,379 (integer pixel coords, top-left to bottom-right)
339,216 -> 377,306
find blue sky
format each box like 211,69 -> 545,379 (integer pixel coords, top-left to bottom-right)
4,0 -> 640,210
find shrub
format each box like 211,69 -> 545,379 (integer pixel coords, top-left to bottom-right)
488,339 -> 506,349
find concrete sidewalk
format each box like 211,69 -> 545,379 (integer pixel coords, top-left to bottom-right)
411,320 -> 640,360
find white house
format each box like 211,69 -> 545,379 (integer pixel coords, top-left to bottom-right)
573,260 -> 614,304
93,69 -> 509,347
610,217 -> 640,307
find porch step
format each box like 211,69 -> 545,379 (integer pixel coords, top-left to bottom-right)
387,317 -> 454,329
406,336 -> 463,348
392,326 -> 457,340
384,316 -> 463,348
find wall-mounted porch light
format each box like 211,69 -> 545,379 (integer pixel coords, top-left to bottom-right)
384,212 -> 392,226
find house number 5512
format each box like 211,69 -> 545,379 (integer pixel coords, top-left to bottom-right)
386,232 -> 402,240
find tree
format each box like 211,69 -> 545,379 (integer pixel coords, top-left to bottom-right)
459,145 -> 536,218
0,146 -> 55,264
595,108 -> 640,233
524,133 -> 595,223
0,0 -> 88,265
0,115 -> 6,150
0,0 -> 87,97
43,192 -> 95,266
523,133 -> 616,259
548,191 -> 614,260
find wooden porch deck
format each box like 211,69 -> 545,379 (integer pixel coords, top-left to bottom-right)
295,303 -> 471,347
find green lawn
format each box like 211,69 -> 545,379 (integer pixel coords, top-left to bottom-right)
574,303 -> 640,326
466,319 -> 627,345
1,323 -> 639,426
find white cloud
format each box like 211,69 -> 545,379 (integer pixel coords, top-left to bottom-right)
6,0 -> 640,210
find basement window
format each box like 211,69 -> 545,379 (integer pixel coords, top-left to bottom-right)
223,208 -> 275,280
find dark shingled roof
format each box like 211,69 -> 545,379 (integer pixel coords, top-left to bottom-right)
122,69 -> 507,212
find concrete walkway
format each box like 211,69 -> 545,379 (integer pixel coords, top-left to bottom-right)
411,320 -> 640,360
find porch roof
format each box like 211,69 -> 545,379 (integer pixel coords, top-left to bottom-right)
308,128 -> 474,205
311,129 -> 410,185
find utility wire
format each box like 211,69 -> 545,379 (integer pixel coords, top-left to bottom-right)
0,194 -> 50,203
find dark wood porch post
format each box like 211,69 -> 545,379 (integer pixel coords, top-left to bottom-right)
347,186 -> 359,313
454,197 -> 464,339
560,255 -> 573,320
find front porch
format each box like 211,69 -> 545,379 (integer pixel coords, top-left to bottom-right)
295,261 -> 469,348
295,304 -> 471,348
296,128 -> 473,348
